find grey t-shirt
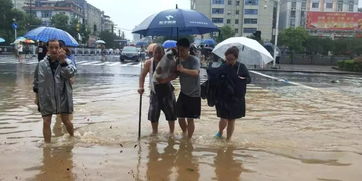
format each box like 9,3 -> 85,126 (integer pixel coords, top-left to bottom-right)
179,55 -> 200,97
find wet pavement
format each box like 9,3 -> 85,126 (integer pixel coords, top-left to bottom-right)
0,55 -> 362,181
253,63 -> 362,75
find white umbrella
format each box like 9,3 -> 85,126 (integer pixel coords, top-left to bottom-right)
212,37 -> 273,68
95,40 -> 106,44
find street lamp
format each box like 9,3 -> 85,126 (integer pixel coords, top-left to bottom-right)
265,0 -> 280,68
272,0 -> 280,68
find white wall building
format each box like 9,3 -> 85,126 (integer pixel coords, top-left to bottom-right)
191,0 -> 274,41
279,0 -> 359,29
12,0 -> 27,10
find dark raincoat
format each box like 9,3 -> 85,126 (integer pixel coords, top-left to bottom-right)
214,62 -> 251,119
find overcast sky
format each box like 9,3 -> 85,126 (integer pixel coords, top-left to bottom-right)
87,0 -> 362,40
86,0 -> 191,40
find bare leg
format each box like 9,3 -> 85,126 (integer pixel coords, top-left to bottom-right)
226,119 -> 235,141
42,115 -> 52,143
187,119 -> 195,139
178,118 -> 187,134
218,118 -> 228,136
168,121 -> 175,134
151,122 -> 158,134
61,114 -> 74,136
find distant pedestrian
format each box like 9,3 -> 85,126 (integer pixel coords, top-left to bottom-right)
176,38 -> 201,139
101,44 -> 107,61
214,46 -> 251,141
37,41 -> 47,62
15,43 -> 23,62
138,44 -> 177,134
33,39 -> 76,143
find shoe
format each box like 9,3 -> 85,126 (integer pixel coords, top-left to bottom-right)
214,132 -> 223,139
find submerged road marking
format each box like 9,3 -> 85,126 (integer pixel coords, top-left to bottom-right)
250,70 -> 319,90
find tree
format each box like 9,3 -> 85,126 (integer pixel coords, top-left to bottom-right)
51,14 -> 90,44
51,13 -> 69,32
79,23 -> 90,44
0,0 -> 16,43
24,14 -> 42,30
99,31 -> 119,48
216,25 -> 235,42
279,27 -> 309,63
305,37 -> 333,56
279,27 -> 309,53
0,0 -> 41,44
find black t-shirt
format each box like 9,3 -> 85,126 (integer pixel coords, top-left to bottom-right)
38,45 -> 47,61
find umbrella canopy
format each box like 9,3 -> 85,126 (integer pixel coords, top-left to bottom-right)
136,41 -> 148,47
132,8 -> 218,37
212,37 -> 273,67
95,40 -> 106,44
24,26 -> 79,47
264,42 -> 280,57
162,40 -> 177,48
13,37 -> 27,44
202,38 -> 217,46
0,37 -> 5,43
23,39 -> 35,44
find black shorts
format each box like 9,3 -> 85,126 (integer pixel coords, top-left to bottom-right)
176,92 -> 201,119
148,85 -> 177,122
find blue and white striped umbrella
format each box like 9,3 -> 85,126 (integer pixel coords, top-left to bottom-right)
24,26 -> 79,47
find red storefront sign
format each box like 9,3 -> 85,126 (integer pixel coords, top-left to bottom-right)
306,12 -> 362,31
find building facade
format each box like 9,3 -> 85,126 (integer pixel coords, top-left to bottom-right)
279,0 -> 359,29
12,0 -> 27,10
18,0 -> 114,36
23,0 -> 84,26
191,0 -> 274,41
82,2 -> 103,35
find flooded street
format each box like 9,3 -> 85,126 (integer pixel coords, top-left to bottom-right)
0,57 -> 362,180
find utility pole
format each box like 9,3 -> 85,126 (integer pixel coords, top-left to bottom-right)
29,0 -> 33,16
272,0 -> 280,68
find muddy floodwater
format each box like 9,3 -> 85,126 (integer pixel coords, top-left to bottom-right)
0,62 -> 361,181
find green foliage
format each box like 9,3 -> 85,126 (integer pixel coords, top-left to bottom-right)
0,0 -> 42,44
279,27 -> 310,53
337,58 -> 362,72
305,37 -> 333,55
99,31 -> 119,48
216,25 -> 235,42
279,27 -> 362,58
50,14 -> 89,44
51,14 -> 69,31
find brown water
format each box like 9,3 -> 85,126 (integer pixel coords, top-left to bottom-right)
0,65 -> 362,181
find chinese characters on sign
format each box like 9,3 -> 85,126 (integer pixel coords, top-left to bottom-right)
306,12 -> 362,31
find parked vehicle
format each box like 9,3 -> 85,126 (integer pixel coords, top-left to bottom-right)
120,46 -> 140,62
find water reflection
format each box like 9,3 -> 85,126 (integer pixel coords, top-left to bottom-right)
35,145 -> 74,181
146,137 -> 177,180
214,146 -> 243,181
175,140 -> 199,181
